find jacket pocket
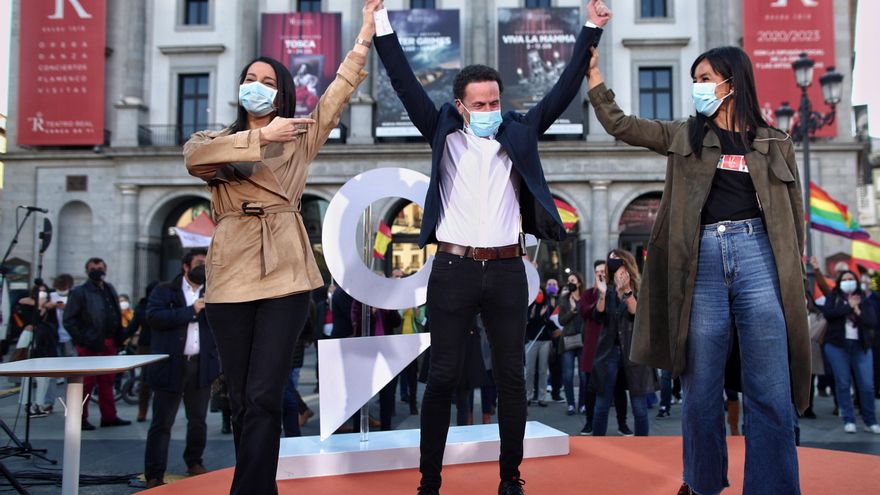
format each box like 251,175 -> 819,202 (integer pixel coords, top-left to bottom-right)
209,223 -> 226,266
769,159 -> 796,184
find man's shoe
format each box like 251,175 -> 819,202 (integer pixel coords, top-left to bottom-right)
844,422 -> 857,433
579,422 -> 593,436
537,401 -> 548,407
100,417 -> 132,427
865,424 -> 880,434
802,408 -> 817,419
566,405 -> 576,416
498,477 -> 526,495
187,464 -> 209,476
676,483 -> 693,495
81,419 -> 96,431
617,424 -> 635,436
417,486 -> 439,495
656,407 -> 670,419
146,478 -> 165,489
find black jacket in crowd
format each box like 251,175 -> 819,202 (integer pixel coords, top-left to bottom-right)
145,274 -> 220,393
821,289 -> 877,350
63,280 -> 122,352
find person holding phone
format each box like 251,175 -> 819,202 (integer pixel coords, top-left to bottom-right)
183,2 -> 379,492
591,250 -> 654,437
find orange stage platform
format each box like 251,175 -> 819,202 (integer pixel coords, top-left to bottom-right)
146,436 -> 880,494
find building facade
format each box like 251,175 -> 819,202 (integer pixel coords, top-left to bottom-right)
0,0 -> 869,299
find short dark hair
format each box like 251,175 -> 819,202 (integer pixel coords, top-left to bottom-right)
593,259 -> 606,269
53,274 -> 74,290
182,248 -> 208,267
85,257 -> 106,270
230,57 -> 297,134
453,65 -> 504,102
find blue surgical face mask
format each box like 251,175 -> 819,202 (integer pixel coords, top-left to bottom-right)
239,81 -> 278,117
692,78 -> 733,117
458,101 -> 502,138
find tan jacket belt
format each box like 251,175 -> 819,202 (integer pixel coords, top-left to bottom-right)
216,203 -> 300,276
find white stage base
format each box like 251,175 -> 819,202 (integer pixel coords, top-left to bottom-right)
276,421 -> 569,480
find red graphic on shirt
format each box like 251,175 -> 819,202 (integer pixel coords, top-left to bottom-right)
717,154 -> 749,173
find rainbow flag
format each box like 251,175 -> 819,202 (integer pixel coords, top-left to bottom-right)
852,239 -> 880,271
372,221 -> 393,259
554,198 -> 579,230
810,182 -> 870,239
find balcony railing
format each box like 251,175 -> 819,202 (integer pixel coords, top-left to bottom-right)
138,124 -> 226,147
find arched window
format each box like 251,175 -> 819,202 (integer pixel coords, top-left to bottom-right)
618,192 -> 662,271
161,199 -> 211,280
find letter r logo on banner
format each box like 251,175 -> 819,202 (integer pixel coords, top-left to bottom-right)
49,0 -> 93,20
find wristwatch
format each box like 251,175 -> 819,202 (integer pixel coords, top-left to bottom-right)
623,291 -> 633,298
356,37 -> 372,48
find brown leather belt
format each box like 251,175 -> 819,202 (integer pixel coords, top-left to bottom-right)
438,242 -> 523,262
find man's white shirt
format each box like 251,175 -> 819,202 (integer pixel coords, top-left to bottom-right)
181,277 -> 202,356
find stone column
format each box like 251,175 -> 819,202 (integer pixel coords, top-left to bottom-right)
348,94 -> 375,145
116,184 -> 140,298
590,180 -> 611,264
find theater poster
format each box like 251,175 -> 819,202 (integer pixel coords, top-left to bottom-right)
497,7 -> 583,135
18,0 -> 107,145
376,9 -> 461,138
743,0 -> 837,137
261,12 -> 342,137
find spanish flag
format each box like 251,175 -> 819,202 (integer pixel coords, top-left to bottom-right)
373,221 -> 393,259
554,198 -> 579,230
852,238 -> 880,271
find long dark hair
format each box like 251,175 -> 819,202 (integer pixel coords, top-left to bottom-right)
688,46 -> 768,158
833,270 -> 863,298
229,56 -> 297,133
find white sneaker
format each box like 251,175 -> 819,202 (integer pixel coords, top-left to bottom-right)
844,422 -> 857,433
865,424 -> 880,434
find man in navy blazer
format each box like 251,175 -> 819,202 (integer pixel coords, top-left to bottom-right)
373,2 -> 611,494
143,248 -> 220,488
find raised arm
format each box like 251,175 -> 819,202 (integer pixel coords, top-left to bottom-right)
373,8 -> 440,140
521,0 -> 610,133
587,48 -> 685,155
298,0 -> 377,162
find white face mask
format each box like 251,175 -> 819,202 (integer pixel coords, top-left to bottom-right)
840,280 -> 858,295
120,301 -> 131,311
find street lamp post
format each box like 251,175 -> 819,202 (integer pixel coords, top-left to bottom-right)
774,52 -> 844,284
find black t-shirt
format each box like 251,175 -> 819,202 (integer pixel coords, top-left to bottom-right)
701,128 -> 762,225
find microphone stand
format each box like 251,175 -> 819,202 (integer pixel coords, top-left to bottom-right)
0,212 -> 56,468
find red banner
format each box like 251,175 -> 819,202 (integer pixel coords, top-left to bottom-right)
17,0 -> 106,146
743,0 -> 837,137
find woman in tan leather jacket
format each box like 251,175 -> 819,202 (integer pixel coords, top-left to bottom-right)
183,2 -> 380,492
587,46 -> 807,495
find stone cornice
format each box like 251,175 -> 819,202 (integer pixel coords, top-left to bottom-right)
158,44 -> 226,55
1,140 -> 867,162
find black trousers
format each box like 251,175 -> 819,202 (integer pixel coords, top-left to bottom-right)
144,357 -> 211,481
420,253 -> 528,489
206,293 -> 310,495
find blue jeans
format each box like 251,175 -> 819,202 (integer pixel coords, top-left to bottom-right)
591,345 -> 650,436
282,368 -> 302,438
561,348 -> 585,409
823,340 -> 877,426
659,369 -> 673,409
681,219 -> 799,495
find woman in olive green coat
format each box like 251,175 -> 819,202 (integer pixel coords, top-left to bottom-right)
587,46 -> 808,495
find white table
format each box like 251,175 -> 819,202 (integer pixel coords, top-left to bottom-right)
0,355 -> 168,494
